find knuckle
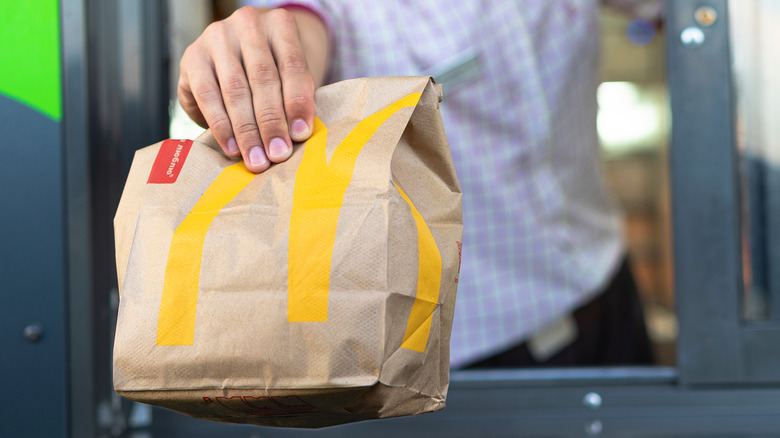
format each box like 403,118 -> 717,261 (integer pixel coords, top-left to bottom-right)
279,54 -> 308,75
179,45 -> 202,71
248,62 -> 280,87
176,76 -> 189,94
177,89 -> 194,109
203,20 -> 226,38
180,45 -> 194,64
284,93 -> 313,112
268,8 -> 296,27
209,115 -> 232,134
233,121 -> 259,136
255,107 -> 285,130
222,75 -> 251,100
232,6 -> 259,24
194,83 -> 221,102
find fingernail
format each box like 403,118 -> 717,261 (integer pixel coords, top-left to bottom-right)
268,137 -> 290,160
290,119 -> 310,140
249,146 -> 268,167
226,137 -> 239,155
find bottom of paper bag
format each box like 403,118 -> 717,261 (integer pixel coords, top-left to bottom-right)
117,383 -> 445,428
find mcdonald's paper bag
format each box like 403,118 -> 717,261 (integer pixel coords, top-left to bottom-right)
113,76 -> 462,428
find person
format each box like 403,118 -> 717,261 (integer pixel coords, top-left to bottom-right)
177,0 -> 660,368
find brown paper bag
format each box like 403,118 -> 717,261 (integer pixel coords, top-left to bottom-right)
113,76 -> 463,428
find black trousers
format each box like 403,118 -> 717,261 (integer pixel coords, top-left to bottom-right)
463,258 -> 655,369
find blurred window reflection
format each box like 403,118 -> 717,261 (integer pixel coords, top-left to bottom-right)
598,81 -> 666,155
731,1 -> 780,320
599,7 -> 674,365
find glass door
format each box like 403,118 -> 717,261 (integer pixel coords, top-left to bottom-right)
670,0 -> 780,385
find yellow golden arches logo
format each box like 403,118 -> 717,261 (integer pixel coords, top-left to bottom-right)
156,92 -> 442,353
156,162 -> 256,346
287,92 -> 422,323
394,183 -> 442,353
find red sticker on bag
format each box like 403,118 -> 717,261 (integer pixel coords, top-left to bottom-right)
147,139 -> 193,184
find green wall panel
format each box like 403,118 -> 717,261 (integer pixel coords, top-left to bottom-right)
0,0 -> 62,121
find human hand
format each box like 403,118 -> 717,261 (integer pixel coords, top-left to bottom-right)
178,6 -> 328,173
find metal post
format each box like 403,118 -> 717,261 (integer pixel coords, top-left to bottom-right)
667,0 -> 743,385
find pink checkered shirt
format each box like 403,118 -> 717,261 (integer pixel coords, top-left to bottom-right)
249,0 -> 663,367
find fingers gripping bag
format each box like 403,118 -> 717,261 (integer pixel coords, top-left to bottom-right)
112,77 -> 463,428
